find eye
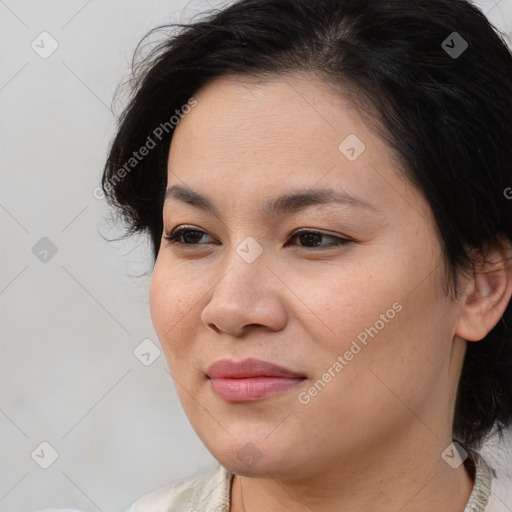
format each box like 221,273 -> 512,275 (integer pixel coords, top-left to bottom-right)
286,229 -> 352,250
163,226 -> 351,251
163,226 -> 215,246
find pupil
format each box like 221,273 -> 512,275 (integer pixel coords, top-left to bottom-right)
185,231 -> 202,244
301,233 -> 321,247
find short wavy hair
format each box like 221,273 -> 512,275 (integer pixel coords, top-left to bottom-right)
102,0 -> 512,449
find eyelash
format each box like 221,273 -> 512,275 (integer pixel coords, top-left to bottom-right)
162,226 -> 352,251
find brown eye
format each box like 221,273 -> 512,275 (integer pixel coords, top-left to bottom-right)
163,227 -> 214,246
287,230 -> 352,250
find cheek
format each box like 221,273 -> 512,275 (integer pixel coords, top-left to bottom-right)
149,259 -> 201,365
302,255 -> 449,385
149,260 -> 172,336
295,262 -> 404,350
328,282 -> 452,423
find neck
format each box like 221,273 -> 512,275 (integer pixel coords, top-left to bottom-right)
230,431 -> 474,512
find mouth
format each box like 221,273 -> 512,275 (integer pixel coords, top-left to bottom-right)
206,358 -> 307,402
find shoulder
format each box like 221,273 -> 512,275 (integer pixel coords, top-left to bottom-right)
469,449 -> 512,512
127,463 -> 234,512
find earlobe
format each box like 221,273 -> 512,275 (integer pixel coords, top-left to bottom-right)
455,237 -> 512,342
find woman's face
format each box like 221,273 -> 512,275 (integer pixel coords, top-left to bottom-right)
150,73 -> 467,478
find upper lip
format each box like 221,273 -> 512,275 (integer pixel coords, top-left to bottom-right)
206,358 -> 306,379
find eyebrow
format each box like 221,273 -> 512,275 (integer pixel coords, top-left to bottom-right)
163,184 -> 379,216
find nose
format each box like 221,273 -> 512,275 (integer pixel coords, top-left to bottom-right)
200,248 -> 288,337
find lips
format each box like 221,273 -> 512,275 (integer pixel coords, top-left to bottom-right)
206,358 -> 306,402
206,358 -> 305,379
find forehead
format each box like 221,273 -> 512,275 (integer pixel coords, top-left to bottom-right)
170,73 -> 380,157
165,72 -> 420,220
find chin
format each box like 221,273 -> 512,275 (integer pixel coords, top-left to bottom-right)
205,435 -> 299,477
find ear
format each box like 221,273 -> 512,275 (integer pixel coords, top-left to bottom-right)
455,236 -> 512,342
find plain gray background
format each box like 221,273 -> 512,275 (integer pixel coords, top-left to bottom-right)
1,1 -> 511,511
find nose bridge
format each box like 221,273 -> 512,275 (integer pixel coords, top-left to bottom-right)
217,234 -> 268,296
200,235 -> 286,335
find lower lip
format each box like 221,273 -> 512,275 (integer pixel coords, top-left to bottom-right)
209,377 -> 306,402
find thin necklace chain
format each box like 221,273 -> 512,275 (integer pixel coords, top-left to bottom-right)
239,476 -> 247,512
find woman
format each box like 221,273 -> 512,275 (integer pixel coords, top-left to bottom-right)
102,0 -> 512,510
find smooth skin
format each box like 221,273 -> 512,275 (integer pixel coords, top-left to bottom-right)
149,72 -> 512,512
